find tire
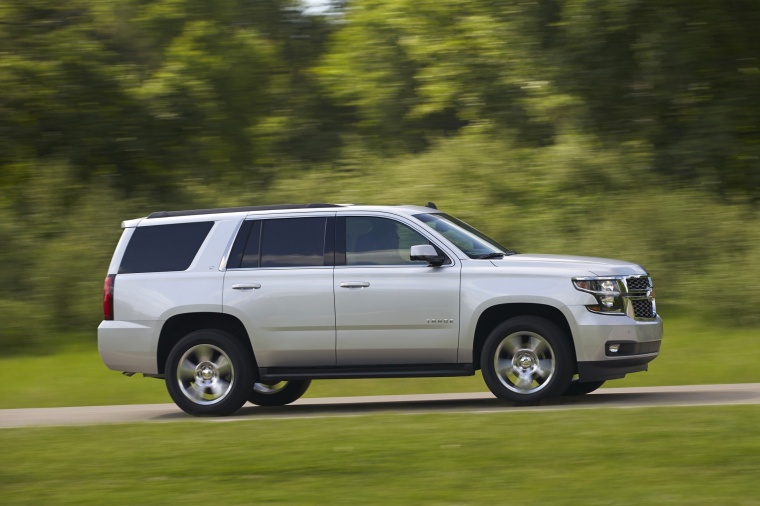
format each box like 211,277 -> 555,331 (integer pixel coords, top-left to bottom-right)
480,316 -> 573,402
165,329 -> 254,416
563,379 -> 605,396
248,380 -> 311,407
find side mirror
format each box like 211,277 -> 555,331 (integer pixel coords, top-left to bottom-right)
410,245 -> 446,267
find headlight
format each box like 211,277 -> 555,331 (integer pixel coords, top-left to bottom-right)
572,277 -> 625,315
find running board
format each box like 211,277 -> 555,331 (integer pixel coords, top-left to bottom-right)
259,364 -> 474,382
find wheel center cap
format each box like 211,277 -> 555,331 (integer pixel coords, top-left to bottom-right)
517,354 -> 535,369
197,363 -> 216,381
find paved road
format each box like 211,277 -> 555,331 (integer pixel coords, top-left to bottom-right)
3,383 -> 760,429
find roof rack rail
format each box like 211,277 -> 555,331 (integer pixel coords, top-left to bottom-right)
147,203 -> 342,219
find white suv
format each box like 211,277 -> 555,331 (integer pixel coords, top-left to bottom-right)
98,203 -> 662,416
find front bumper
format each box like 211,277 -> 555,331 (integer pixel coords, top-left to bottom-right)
564,305 -> 663,382
577,355 -> 658,381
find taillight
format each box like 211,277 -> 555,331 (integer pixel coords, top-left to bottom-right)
103,274 -> 116,320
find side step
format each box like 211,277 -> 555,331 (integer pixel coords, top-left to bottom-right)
259,363 -> 474,382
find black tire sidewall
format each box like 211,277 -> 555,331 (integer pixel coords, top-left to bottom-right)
248,380 -> 311,406
480,316 -> 573,402
166,329 -> 254,416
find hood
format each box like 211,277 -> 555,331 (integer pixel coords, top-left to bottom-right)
489,253 -> 648,277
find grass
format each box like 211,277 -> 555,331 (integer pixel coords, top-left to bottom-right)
1,406 -> 760,504
1,314 -> 758,409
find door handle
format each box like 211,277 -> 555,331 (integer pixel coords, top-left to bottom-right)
339,281 -> 370,289
231,283 -> 261,290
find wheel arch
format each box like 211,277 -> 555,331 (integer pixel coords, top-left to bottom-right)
157,312 -> 256,375
472,303 -> 576,370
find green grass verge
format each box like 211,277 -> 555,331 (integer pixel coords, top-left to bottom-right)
2,315 -> 758,409
1,406 -> 760,504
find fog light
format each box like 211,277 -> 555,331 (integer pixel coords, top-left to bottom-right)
608,344 -> 620,354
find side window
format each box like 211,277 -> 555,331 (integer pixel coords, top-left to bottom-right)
346,217 -> 431,266
260,217 -> 327,268
227,220 -> 262,269
119,222 -> 214,274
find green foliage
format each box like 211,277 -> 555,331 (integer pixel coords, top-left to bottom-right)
316,0 -> 556,150
1,0 -> 759,352
554,0 -> 760,199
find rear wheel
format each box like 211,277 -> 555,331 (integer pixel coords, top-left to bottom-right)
563,379 -> 605,396
249,380 -> 311,406
480,316 -> 573,402
165,329 -> 253,416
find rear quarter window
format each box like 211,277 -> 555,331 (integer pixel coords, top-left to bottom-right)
118,222 -> 214,274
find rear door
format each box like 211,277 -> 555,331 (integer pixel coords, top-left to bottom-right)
223,214 -> 336,367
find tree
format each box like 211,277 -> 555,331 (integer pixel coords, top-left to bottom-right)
553,0 -> 760,200
316,0 -> 558,153
0,0 -> 342,199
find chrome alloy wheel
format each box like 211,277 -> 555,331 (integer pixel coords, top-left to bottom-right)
493,331 -> 556,395
177,344 -> 235,405
248,379 -> 311,406
253,381 -> 289,395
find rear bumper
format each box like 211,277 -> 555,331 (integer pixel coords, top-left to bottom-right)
98,320 -> 159,374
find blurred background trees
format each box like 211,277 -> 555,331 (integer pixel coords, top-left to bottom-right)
1,0 -> 759,352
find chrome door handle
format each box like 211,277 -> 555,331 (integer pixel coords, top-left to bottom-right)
339,281 -> 370,289
231,283 -> 261,290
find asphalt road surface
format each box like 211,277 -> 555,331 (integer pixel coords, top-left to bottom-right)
3,383 -> 759,429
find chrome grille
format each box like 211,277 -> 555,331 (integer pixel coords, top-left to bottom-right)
626,276 -> 650,291
624,276 -> 656,320
632,299 -> 655,319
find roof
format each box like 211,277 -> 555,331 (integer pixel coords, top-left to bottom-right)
145,202 -> 439,219
146,203 -> 344,219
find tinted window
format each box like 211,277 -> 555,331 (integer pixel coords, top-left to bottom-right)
260,218 -> 327,268
227,220 -> 261,269
119,222 -> 214,274
240,221 -> 262,268
346,217 -> 432,266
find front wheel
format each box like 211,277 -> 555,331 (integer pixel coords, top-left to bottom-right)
165,329 -> 253,416
480,316 -> 573,402
249,380 -> 311,406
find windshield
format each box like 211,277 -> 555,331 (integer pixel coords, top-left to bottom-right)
414,213 -> 516,259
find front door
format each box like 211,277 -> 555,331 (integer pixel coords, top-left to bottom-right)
334,215 -> 461,365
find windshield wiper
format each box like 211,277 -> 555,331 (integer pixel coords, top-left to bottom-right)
473,252 -> 506,259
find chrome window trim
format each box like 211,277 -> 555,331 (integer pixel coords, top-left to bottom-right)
225,265 -> 335,272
